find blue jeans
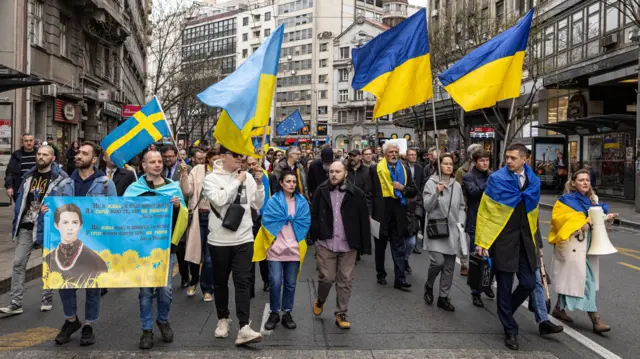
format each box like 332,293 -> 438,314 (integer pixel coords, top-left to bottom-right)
268,261 -> 299,313
139,254 -> 176,330
404,235 -> 416,261
199,212 -> 214,294
530,269 -> 549,323
59,288 -> 101,323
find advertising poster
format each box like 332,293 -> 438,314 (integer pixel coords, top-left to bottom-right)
0,118 -> 12,174
42,197 -> 173,289
533,141 -> 567,190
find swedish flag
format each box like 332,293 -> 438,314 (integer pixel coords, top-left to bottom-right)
101,97 -> 170,168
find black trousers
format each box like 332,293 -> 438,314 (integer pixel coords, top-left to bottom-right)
374,219 -> 407,284
208,242 -> 253,327
494,246 -> 536,335
250,260 -> 270,293
176,241 -> 200,286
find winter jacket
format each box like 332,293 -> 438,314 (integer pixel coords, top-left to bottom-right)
273,159 -> 308,198
4,148 -> 37,200
346,163 -> 373,214
462,166 -> 491,235
307,159 -> 329,199
12,165 -> 68,242
369,162 -> 418,238
203,159 -> 265,246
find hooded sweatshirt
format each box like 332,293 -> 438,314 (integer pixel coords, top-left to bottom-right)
203,159 -> 265,246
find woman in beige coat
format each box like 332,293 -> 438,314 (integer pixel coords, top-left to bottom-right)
180,149 -> 217,301
548,169 -> 616,333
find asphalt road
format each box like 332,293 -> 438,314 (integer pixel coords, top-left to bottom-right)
0,208 -> 636,358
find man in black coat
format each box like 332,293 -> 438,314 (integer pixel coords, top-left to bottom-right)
345,149 -> 373,213
309,161 -> 371,329
370,140 -> 417,290
4,133 -> 37,202
405,148 -> 425,257
307,147 -> 333,199
103,153 -> 137,196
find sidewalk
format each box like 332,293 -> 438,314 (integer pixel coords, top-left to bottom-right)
0,205 -> 42,295
540,194 -> 640,230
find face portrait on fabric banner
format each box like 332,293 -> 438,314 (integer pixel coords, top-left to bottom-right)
42,197 -> 173,289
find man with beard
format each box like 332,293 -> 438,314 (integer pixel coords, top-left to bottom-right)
42,142 -> 116,347
162,145 -> 190,182
307,147 -> 333,198
0,146 -> 67,315
191,149 -> 205,166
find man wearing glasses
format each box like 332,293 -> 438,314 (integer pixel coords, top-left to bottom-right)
273,146 -> 308,198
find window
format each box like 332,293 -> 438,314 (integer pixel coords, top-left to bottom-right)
253,14 -> 261,22
339,69 -> 349,82
242,33 -> 248,41
265,12 -> 271,21
264,28 -> 271,37
544,26 -> 554,56
60,14 -> 68,56
338,111 -> 347,123
243,17 -> 249,26
253,30 -> 260,38
605,6 -> 619,33
318,106 -> 328,114
319,59 -> 328,67
242,49 -> 248,58
339,90 -> 348,102
339,47 -> 350,59
557,18 -> 568,52
319,43 -> 328,52
356,90 -> 364,101
356,8 -> 364,17
588,4 -> 600,39
496,1 -> 504,28
571,11 -> 583,46
318,90 -> 327,99
32,1 -> 44,46
252,46 -> 258,53
318,74 -> 327,83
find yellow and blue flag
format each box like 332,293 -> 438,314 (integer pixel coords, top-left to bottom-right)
475,163 -> 540,250
351,8 -> 432,119
548,192 -> 608,244
439,9 -> 534,112
197,24 -> 284,157
101,97 -> 170,168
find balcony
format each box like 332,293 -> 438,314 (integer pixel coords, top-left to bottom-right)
72,0 -> 131,45
383,8 -> 408,19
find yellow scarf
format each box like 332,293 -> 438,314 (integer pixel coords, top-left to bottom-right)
376,158 -> 406,199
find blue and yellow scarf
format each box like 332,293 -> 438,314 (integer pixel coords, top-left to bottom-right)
549,191 -> 608,244
260,169 -> 271,213
376,158 -> 407,205
475,164 -> 540,249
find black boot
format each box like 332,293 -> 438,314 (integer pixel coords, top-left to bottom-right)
139,330 -> 154,350
405,260 -> 412,273
539,320 -> 563,335
412,247 -> 422,254
437,297 -> 455,312
264,312 -> 280,330
424,287 -> 434,305
504,333 -> 519,350
472,293 -> 484,308
281,312 -> 297,329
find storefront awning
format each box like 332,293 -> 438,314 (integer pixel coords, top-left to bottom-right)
0,65 -> 51,93
532,114 -> 635,136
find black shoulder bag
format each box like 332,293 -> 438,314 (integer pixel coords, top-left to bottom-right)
210,184 -> 246,231
426,183 -> 454,239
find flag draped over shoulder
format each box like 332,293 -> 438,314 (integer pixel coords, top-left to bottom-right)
549,192 -> 608,244
253,192 -> 310,276
123,176 -> 188,246
197,25 -> 284,157
439,9 -> 534,112
376,158 -> 407,205
351,8 -> 432,119
100,97 -> 169,168
475,164 -> 540,249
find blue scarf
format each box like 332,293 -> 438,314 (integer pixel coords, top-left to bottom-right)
559,191 -> 608,216
388,162 -> 406,205
261,191 -> 311,242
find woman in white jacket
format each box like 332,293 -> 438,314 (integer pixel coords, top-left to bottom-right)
422,153 -> 465,312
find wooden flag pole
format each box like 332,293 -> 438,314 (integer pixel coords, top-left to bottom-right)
154,95 -> 187,166
430,97 -> 442,179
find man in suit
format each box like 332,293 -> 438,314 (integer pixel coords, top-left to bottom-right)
103,153 -> 137,196
161,145 -> 190,181
404,149 -> 424,262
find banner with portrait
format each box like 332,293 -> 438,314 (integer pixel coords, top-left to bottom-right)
42,197 -> 173,289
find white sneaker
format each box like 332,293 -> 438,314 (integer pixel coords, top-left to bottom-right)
214,318 -> 232,338
186,285 -> 197,297
0,303 -> 23,314
40,303 -> 53,312
235,323 -> 262,346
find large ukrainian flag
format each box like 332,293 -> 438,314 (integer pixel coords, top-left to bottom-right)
475,164 -> 540,250
100,97 -> 170,168
351,8 -> 432,119
198,25 -> 284,157
439,9 -> 534,112
548,192 -> 608,244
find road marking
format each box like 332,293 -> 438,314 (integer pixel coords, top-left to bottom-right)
454,257 -> 622,359
618,262 -> 640,271
0,327 -> 59,351
260,302 -> 273,336
616,247 -> 640,253
618,251 -> 640,261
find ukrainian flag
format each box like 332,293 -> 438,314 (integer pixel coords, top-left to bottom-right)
198,24 -> 284,157
101,97 -> 170,168
439,9 -> 534,112
475,164 -> 540,250
548,192 -> 608,244
351,8 -> 433,119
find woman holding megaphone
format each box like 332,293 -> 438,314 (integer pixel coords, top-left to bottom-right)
548,169 -> 617,334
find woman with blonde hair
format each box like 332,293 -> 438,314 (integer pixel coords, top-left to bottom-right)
548,169 -> 616,333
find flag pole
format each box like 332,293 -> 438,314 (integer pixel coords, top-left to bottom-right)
154,95 -> 187,165
430,97 -> 442,179
501,97 -> 517,165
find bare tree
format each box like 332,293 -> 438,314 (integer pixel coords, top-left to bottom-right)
604,0 -> 640,27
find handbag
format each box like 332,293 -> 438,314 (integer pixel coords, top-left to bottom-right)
210,185 -> 246,231
426,182 -> 454,239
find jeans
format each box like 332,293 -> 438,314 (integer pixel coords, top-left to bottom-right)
530,269 -> 549,324
267,261 -> 299,313
198,212 -> 214,294
374,217 -> 407,284
494,246 -> 536,335
209,242 -> 253,327
404,235 -> 416,261
59,288 -> 101,322
139,254 -> 176,330
10,228 -> 53,307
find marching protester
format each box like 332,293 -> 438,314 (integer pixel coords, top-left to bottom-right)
421,146 -> 437,178
4,133 -> 37,202
190,149 -> 205,166
253,170 -> 311,330
103,153 -> 137,196
179,148 -> 217,301
124,150 -> 189,349
65,141 -> 79,175
345,149 -> 373,262
203,145 -> 265,345
361,147 -> 376,168
0,146 -> 65,315
422,153 -> 465,312
462,150 -> 494,308
405,148 -> 425,258
549,169 -> 615,334
42,142 -> 117,346
474,144 -> 540,351
180,148 -> 191,165
310,161 -> 371,329
307,147 -> 333,198
273,146 -> 308,198
370,139 -> 417,290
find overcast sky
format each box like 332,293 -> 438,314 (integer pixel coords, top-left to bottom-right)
408,0 -> 429,8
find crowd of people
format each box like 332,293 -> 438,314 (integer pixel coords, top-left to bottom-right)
1,132 -> 615,351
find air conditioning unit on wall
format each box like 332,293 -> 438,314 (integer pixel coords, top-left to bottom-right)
42,84 -> 57,97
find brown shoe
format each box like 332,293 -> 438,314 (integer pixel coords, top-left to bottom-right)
551,308 -> 574,323
335,313 -> 351,329
312,299 -> 324,316
460,264 -> 468,277
588,312 -> 611,333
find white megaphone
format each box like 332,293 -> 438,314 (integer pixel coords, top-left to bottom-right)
587,207 -> 618,255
